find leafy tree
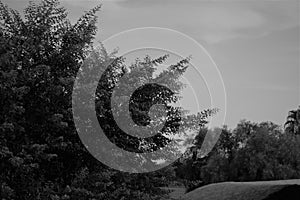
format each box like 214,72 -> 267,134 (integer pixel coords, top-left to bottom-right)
229,122 -> 300,181
285,106 -> 300,135
176,120 -> 300,192
0,0 -> 105,199
0,0 -> 215,199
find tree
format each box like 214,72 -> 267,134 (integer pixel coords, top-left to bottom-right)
175,120 -> 300,192
0,0 -> 215,199
0,0 -> 105,199
284,106 -> 300,135
229,122 -> 300,181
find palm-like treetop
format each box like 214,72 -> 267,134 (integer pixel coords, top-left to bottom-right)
285,106 -> 300,135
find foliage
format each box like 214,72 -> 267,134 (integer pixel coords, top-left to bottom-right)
176,120 -> 300,192
0,0 -> 215,199
0,0 -> 106,199
284,106 -> 300,135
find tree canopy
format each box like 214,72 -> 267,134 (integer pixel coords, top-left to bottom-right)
176,120 -> 300,192
284,106 -> 300,135
0,0 -> 214,199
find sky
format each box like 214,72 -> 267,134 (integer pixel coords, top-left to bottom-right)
4,0 -> 300,129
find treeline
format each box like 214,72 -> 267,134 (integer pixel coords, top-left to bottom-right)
175,119 -> 300,192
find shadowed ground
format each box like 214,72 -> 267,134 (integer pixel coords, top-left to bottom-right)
182,179 -> 300,200
160,187 -> 186,199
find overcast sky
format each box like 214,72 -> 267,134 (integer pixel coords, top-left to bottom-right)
5,0 -> 300,128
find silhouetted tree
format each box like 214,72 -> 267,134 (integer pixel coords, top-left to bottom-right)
0,0 -> 215,199
285,106 -> 300,135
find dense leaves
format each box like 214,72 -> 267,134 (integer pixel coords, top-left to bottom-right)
0,0 -> 105,199
176,120 -> 300,192
0,0 -> 214,199
284,106 -> 300,135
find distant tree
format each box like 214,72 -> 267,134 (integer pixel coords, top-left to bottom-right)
284,106 -> 300,135
176,120 -> 300,192
230,122 -> 300,181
